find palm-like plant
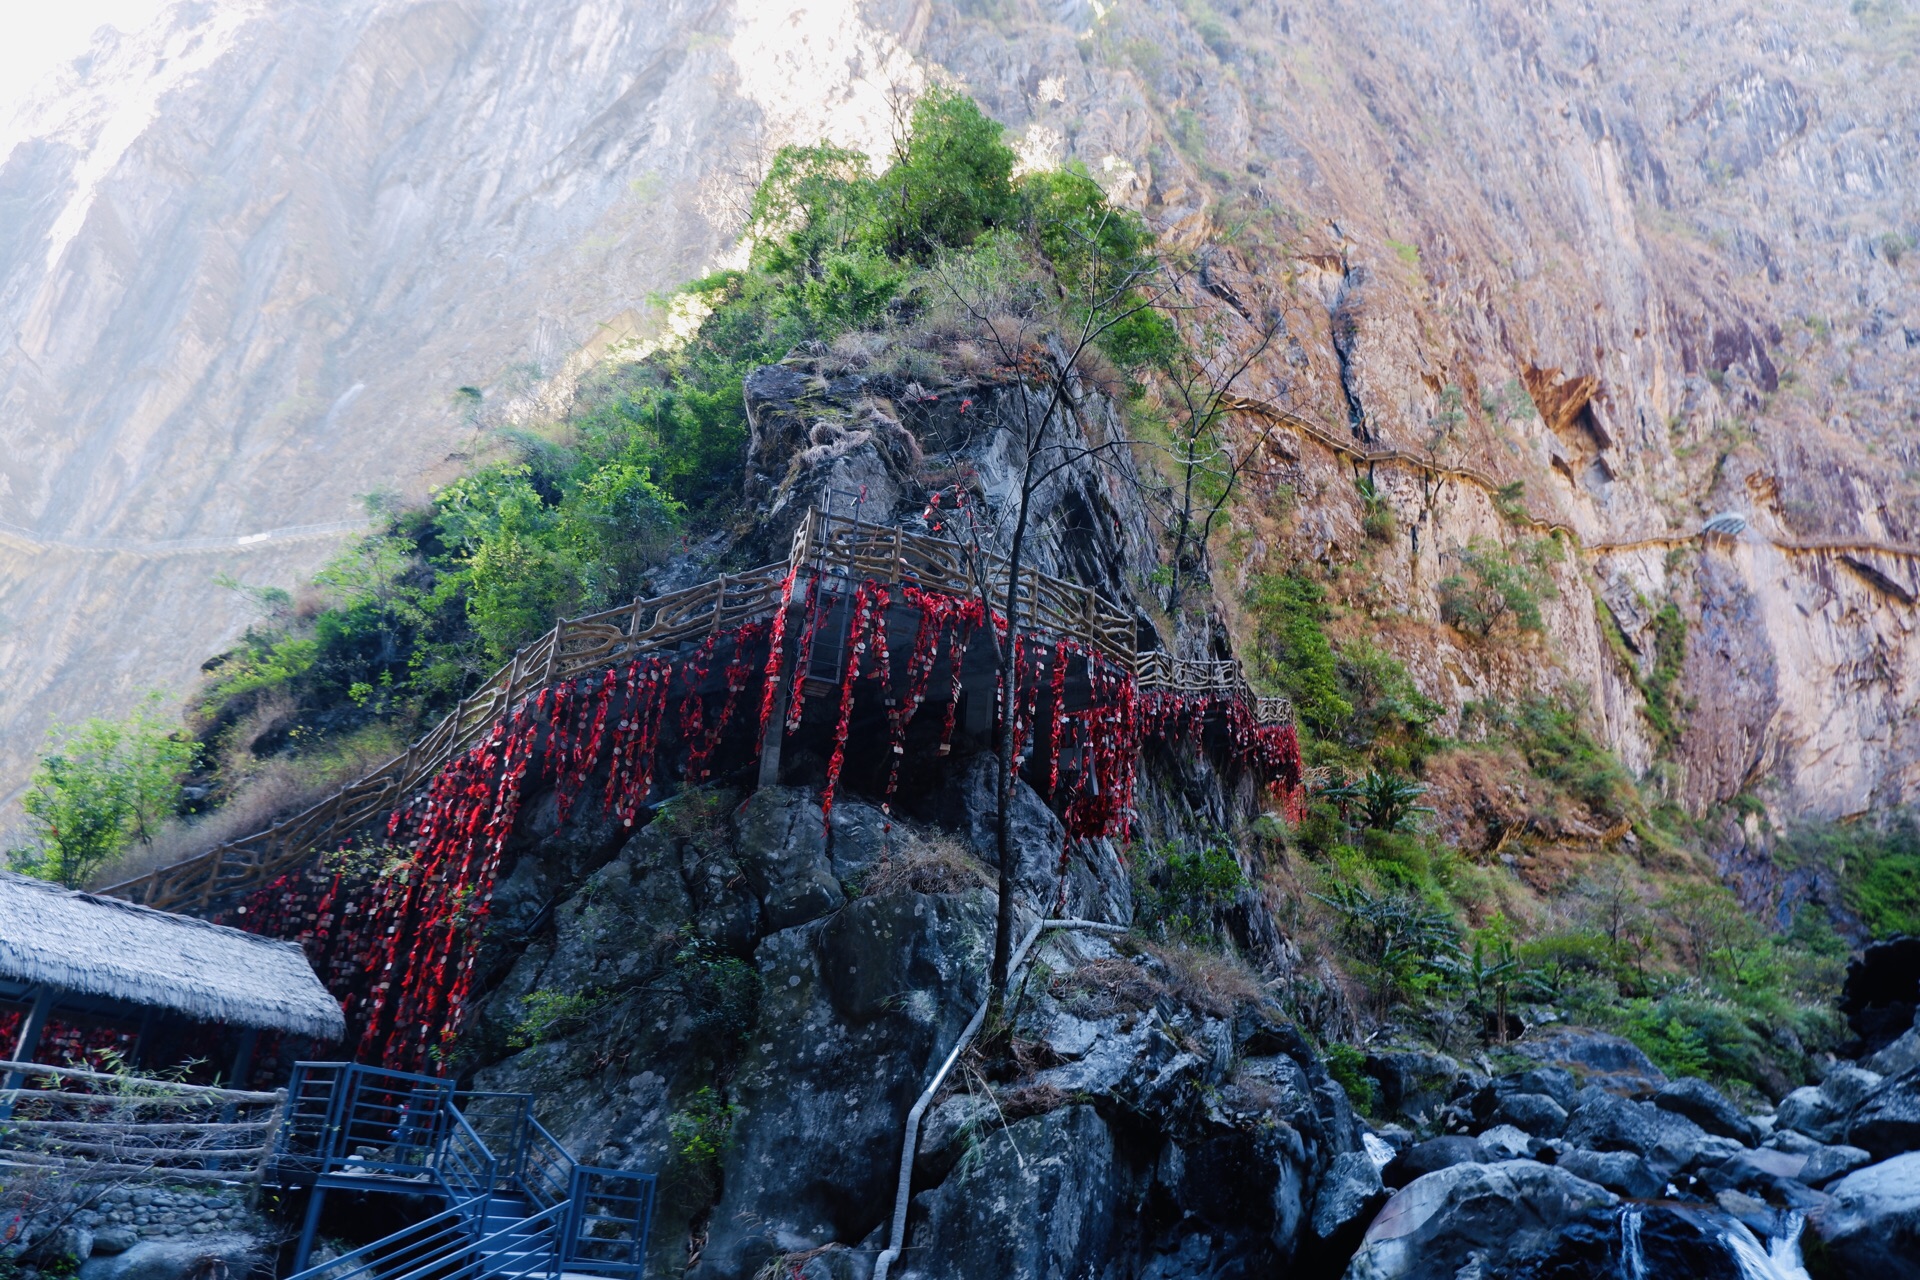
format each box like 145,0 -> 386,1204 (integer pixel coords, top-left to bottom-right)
1321,771 -> 1434,833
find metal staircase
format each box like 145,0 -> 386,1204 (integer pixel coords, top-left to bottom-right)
269,1063 -> 654,1280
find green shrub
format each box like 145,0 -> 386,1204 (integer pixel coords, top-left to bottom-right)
1322,1042 -> 1378,1113
1136,842 -> 1247,941
10,694 -> 199,887
1467,693 -> 1637,821
1336,638 -> 1440,771
1636,601 -> 1689,746
1619,999 -> 1713,1078
1438,536 -> 1560,638
1776,815 -> 1920,938
508,988 -> 606,1049
672,937 -> 763,1054
1247,573 -> 1351,738
866,86 -> 1018,260
1322,772 -> 1432,833
668,1085 -> 740,1168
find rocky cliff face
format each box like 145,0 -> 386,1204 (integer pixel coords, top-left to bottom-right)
919,0 -> 1920,830
0,0 -> 920,812
5,0 -> 1915,836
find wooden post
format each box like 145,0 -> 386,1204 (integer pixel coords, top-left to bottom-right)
758,672 -> 793,790
1,987 -> 59,1115
543,622 -> 563,684
710,574 -> 729,637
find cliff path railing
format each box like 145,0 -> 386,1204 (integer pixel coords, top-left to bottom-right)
1224,394 -> 1920,563
98,508 -> 1290,916
0,1058 -> 284,1185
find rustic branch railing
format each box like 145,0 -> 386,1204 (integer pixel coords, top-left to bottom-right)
0,1059 -> 284,1185
97,508 -> 1287,916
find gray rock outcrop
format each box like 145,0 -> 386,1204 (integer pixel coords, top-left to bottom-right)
1812,1152 -> 1920,1280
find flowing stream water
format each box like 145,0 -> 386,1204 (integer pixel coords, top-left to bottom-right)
1616,1205 -> 1812,1280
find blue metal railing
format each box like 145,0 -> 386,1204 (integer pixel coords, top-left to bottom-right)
275,1064 -> 654,1280
454,1091 -> 576,1207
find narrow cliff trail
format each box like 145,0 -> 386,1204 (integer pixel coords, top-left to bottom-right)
1225,394 -> 1920,565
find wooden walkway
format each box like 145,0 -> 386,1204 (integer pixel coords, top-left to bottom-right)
1223,394 -> 1920,564
97,508 -> 1288,917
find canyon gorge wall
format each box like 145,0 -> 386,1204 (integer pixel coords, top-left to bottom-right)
3,0 -> 1916,832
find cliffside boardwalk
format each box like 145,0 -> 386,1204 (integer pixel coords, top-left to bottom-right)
1223,394 -> 1920,565
98,507 -> 1292,918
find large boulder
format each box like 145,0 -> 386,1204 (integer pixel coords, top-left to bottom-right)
1490,1091 -> 1569,1137
1813,1152 -> 1920,1280
1842,936 -> 1920,1058
77,1237 -> 265,1280
1866,1021 -> 1920,1078
1823,1065 -> 1886,1111
950,758 -> 1131,923
698,888 -> 995,1278
1383,1136 -> 1487,1189
1341,1161 -> 1618,1280
1847,1068 -> 1920,1160
733,787 -> 847,930
898,1104 -> 1119,1280
1655,1077 -> 1757,1144
1510,1026 -> 1667,1097
1494,1066 -> 1577,1110
1799,1143 -> 1872,1187
1563,1089 -> 1707,1177
1775,1084 -> 1851,1144
1559,1148 -> 1664,1198
1311,1150 -> 1388,1252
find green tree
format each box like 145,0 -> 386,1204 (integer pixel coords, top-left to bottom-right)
1438,536 -> 1558,638
1247,573 -> 1351,737
12,695 -> 199,887
868,86 -> 1018,260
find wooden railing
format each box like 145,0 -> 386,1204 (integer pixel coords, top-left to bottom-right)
0,1059 -> 284,1185
1135,651 -> 1294,725
97,508 -> 1287,915
1224,394 -> 1920,563
793,508 -> 1139,665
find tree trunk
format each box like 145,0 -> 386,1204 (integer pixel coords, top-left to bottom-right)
988,508 -> 1032,1003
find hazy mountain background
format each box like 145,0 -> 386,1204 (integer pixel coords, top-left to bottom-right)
3,0 -> 1916,850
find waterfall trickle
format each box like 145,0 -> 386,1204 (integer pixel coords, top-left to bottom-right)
1722,1212 -> 1812,1280
1620,1204 -> 1648,1280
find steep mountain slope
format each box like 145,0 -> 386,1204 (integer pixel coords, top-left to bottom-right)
0,0 -> 918,812
922,0 -> 1920,828
4,0 -> 1917,846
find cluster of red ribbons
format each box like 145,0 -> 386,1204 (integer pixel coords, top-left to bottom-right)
214,575 -> 1299,1072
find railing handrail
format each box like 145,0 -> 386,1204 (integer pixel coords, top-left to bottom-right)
0,1058 -> 284,1104
97,506 -> 1289,915
281,1189 -> 493,1280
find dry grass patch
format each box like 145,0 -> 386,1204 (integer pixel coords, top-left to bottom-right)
860,829 -> 994,897
1141,940 -> 1267,1019
1047,955 -> 1168,1019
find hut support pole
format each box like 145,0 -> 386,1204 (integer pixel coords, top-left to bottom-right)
0,986 -> 58,1118
225,1028 -> 259,1091
207,1028 -> 262,1169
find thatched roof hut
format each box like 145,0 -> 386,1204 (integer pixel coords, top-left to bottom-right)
0,870 -> 344,1041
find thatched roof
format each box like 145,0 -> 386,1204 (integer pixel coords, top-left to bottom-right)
0,871 -> 344,1040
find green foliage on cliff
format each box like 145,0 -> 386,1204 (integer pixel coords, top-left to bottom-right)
1776,815 -> 1920,939
1438,536 -> 1560,638
1464,693 -> 1638,823
8,694 -> 199,888
193,88 -> 1169,782
1245,574 -> 1438,772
